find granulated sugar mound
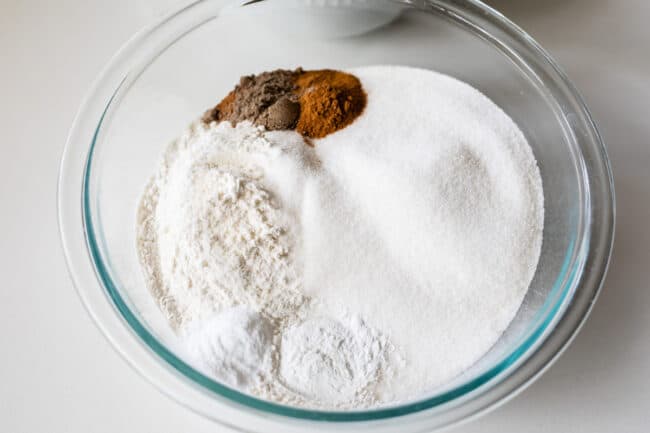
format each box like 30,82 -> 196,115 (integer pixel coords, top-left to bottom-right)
303,66 -> 544,400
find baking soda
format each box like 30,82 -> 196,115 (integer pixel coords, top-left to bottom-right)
184,306 -> 274,389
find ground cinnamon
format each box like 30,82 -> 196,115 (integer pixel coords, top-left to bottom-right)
295,70 -> 366,138
203,68 -> 366,139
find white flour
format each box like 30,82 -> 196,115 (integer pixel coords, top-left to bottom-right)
137,121 -> 306,329
136,65 -> 544,409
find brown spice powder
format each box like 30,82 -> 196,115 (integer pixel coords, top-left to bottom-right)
203,68 -> 366,140
295,70 -> 366,138
202,69 -> 300,129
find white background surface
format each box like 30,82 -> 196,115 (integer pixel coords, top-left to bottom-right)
1,0 -> 649,431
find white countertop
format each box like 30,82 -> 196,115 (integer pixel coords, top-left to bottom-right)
1,0 -> 648,431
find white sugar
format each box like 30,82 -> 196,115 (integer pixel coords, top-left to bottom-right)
302,66 -> 544,399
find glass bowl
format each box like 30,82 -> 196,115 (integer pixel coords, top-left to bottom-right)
57,0 -> 615,431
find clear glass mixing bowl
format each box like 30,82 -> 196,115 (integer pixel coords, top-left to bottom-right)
58,1 -> 615,431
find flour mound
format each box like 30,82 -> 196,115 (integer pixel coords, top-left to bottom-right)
137,121 -> 306,329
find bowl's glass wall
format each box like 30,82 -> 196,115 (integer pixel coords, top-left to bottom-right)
85,1 -> 582,413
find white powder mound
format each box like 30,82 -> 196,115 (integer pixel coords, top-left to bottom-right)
136,121 -> 307,329
302,65 -> 544,399
184,306 -> 274,390
279,313 -> 396,407
136,65 -> 544,409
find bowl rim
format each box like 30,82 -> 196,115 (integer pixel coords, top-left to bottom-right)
58,0 -> 615,430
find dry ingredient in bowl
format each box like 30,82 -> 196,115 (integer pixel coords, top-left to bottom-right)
202,68 -> 366,138
184,306 -> 274,390
137,121 -> 306,328
279,314 -> 394,404
137,65 -> 544,409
